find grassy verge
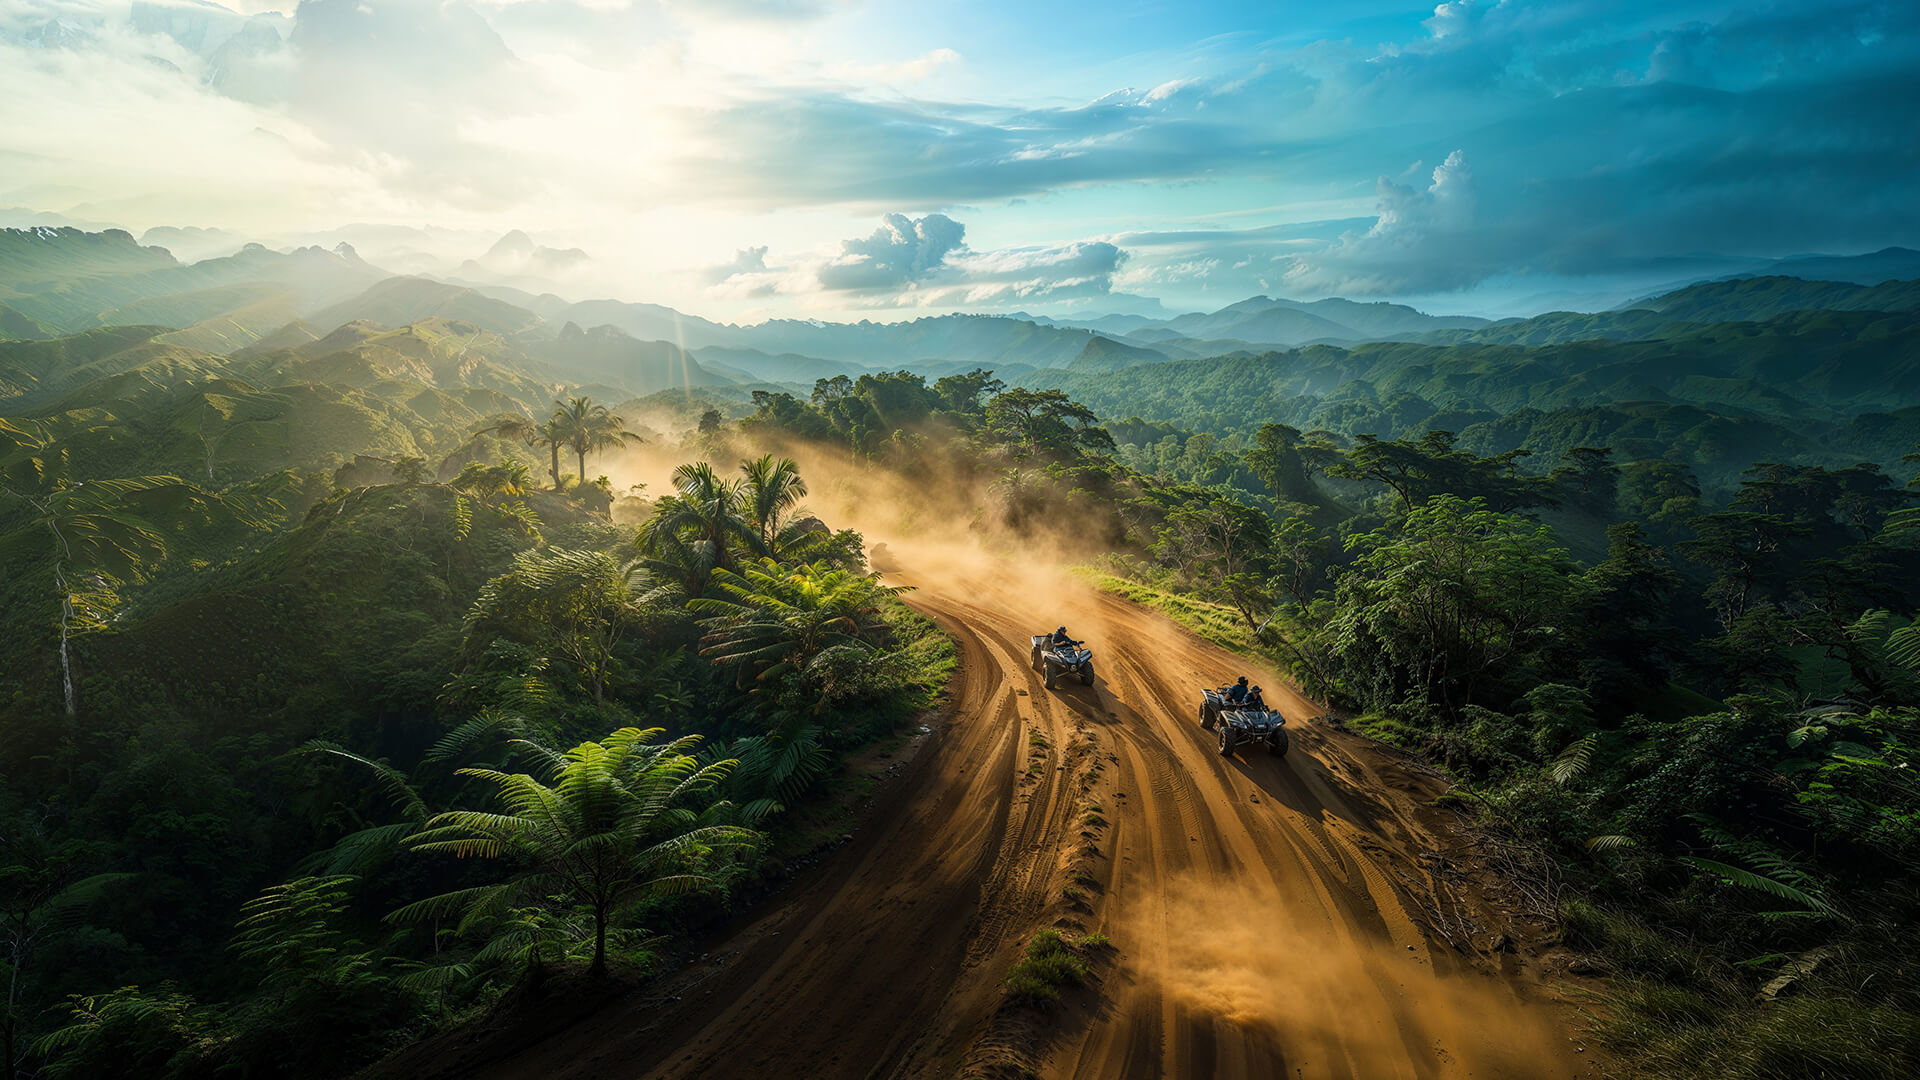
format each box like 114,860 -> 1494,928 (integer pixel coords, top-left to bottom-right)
1072,567 -> 1261,657
1563,900 -> 1920,1080
884,594 -> 960,713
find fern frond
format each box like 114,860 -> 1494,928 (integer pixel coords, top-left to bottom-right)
1550,734 -> 1596,785
1681,856 -> 1837,916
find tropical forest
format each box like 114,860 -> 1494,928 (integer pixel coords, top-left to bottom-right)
4,2 -> 1920,1079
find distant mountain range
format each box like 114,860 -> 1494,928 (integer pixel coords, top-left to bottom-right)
6,227 -> 1920,401
1407,276 -> 1920,347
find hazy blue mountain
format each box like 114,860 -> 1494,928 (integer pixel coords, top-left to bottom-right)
1627,275 -> 1920,322
0,227 -> 176,291
1410,277 -> 1920,347
1067,335 -> 1172,371
523,322 -> 731,395
1270,297 -> 1490,337
1742,247 -> 1920,286
1161,296 -> 1362,343
0,229 -> 385,332
692,347 -> 872,384
138,225 -> 250,262
307,276 -> 547,336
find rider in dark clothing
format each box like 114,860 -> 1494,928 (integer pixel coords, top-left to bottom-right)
1246,686 -> 1267,710
1050,626 -> 1076,646
1225,676 -> 1250,704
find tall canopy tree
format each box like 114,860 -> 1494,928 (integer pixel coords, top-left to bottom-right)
983,388 -> 1115,458
0,421 -> 256,714
1328,494 -> 1580,713
1328,430 -> 1551,513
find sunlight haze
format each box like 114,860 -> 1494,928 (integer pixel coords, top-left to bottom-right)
5,0 -> 1914,320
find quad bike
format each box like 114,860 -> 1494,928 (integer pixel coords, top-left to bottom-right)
1030,635 -> 1096,690
1199,687 -> 1289,757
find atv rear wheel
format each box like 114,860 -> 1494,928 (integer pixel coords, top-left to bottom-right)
1030,646 -> 1042,671
1199,703 -> 1215,730
1268,729 -> 1290,757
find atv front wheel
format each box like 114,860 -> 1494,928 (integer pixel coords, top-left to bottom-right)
1044,661 -> 1059,690
1079,662 -> 1096,686
1218,726 -> 1234,756
1268,729 -> 1290,757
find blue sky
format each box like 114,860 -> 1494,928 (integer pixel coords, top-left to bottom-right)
2,0 -> 1916,319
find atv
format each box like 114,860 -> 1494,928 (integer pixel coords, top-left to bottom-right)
1030,634 -> 1095,689
1199,687 -> 1289,757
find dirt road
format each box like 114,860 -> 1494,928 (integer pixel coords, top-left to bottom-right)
376,552 -> 1599,1079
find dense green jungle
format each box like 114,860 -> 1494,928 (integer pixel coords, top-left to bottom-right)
3,228 -> 1920,1079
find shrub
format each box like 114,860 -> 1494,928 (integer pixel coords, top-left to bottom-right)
1004,930 -> 1091,1004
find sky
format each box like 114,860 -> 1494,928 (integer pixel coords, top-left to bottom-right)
2,0 -> 1917,321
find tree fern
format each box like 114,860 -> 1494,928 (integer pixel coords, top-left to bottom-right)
392,727 -> 759,976
1551,734 -> 1596,785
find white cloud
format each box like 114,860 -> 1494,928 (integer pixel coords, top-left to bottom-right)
1282,150 -> 1489,295
817,212 -> 966,290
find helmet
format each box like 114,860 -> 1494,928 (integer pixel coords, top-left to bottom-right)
1236,676 -> 1249,685
1057,626 -> 1067,633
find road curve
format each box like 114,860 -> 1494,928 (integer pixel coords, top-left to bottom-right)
370,550 -> 1599,1080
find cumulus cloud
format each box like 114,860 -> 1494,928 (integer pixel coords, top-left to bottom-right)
937,240 -> 1127,305
4,0 -> 1920,317
1281,151 -> 1487,295
705,245 -> 769,282
817,212 -> 966,290
728,214 -> 1130,310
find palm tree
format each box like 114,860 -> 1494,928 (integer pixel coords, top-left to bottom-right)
688,558 -> 904,707
391,727 -> 756,978
740,454 -> 813,558
637,462 -> 756,595
636,517 -> 722,599
451,459 -> 531,506
472,413 -> 567,489
552,397 -> 642,489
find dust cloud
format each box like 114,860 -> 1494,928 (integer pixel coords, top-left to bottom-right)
594,422 -> 1117,577
1120,874 -> 1580,1079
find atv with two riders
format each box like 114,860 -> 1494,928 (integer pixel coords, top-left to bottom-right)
1031,626 -> 1095,690
1200,681 -> 1289,757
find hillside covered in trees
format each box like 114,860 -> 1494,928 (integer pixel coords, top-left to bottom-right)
4,225 -> 1920,1079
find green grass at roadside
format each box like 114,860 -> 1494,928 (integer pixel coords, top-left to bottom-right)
1072,567 -> 1261,657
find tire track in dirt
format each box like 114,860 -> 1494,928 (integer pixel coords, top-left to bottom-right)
366,552 -> 1600,1080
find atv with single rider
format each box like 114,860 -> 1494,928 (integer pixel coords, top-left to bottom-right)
1031,633 -> 1095,689
1200,687 -> 1289,757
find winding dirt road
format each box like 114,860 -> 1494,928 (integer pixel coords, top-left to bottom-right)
374,550 -> 1600,1080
